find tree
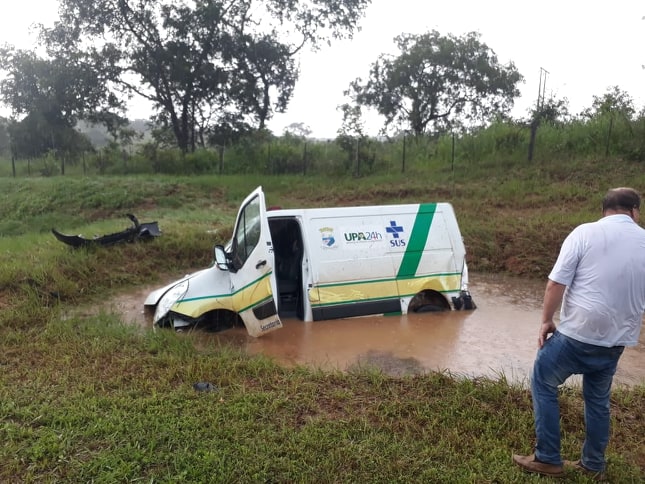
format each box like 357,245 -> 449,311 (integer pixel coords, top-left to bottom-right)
283,122 -> 312,138
534,96 -> 570,125
346,30 -> 523,137
582,86 -> 636,121
526,95 -> 570,162
43,0 -> 371,153
0,47 -> 120,159
336,102 -> 374,175
338,103 -> 365,138
580,86 -> 639,159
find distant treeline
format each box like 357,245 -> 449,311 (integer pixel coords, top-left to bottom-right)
1,114 -> 644,178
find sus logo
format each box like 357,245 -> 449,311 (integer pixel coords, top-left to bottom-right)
386,220 -> 407,247
386,220 -> 404,238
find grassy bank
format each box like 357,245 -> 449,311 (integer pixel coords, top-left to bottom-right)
1,157 -> 644,482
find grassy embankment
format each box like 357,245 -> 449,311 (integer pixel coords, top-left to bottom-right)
1,156 -> 644,482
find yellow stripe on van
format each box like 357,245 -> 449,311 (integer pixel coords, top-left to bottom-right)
311,273 -> 461,308
314,279 -> 399,305
396,273 -> 462,298
173,272 -> 273,317
173,294 -> 233,318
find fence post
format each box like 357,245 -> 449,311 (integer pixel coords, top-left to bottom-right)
354,137 -> 360,177
402,132 -> 406,173
605,116 -> 613,157
267,141 -> 272,174
451,132 -> 456,197
527,117 -> 540,162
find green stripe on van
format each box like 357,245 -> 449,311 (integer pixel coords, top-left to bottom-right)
396,203 -> 436,278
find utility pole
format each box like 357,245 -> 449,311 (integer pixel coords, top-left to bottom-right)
536,67 -> 548,111
528,67 -> 549,162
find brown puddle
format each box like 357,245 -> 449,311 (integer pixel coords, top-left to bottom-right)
110,273 -> 645,387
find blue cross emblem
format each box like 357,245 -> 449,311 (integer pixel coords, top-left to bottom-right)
386,220 -> 404,238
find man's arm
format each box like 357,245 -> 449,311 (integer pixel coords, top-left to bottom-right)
539,279 -> 567,348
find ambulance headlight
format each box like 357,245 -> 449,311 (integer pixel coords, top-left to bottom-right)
154,281 -> 189,323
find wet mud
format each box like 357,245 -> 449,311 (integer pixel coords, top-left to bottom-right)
110,273 -> 644,386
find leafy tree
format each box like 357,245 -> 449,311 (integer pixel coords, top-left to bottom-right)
283,122 -> 312,138
338,103 -> 365,138
521,94 -> 570,127
582,86 -> 636,120
0,46 -> 123,158
346,30 -> 523,136
525,95 -> 571,162
44,0 -> 371,153
580,86 -> 640,159
336,103 -> 374,174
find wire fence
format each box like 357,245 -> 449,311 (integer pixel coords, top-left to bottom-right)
2,118 -> 643,178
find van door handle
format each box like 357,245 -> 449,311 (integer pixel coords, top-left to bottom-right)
256,259 -> 267,269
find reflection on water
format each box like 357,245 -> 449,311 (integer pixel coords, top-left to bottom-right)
113,273 -> 644,386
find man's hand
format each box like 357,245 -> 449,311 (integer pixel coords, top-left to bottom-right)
539,280 -> 566,349
538,320 -> 557,348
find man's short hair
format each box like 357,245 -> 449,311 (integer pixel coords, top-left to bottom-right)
602,187 -> 641,212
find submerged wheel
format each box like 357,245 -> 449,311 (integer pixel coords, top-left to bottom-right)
195,309 -> 244,333
408,290 -> 451,313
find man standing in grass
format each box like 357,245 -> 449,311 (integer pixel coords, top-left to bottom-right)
513,187 -> 645,480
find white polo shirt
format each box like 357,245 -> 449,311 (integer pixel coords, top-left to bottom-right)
549,214 -> 645,347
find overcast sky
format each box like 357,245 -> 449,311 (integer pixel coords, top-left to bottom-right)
1,1 -> 644,138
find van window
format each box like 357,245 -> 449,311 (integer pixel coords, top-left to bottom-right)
232,195 -> 261,268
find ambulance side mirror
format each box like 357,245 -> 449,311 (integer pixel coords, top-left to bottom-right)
214,245 -> 230,271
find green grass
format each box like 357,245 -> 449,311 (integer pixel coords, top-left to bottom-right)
2,317 -> 643,482
0,159 -> 644,482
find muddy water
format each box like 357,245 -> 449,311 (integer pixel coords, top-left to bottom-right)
112,273 -> 644,387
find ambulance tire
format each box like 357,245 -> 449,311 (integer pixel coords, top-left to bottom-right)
415,304 -> 447,313
409,290 -> 450,313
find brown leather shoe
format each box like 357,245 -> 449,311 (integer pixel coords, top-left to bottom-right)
564,460 -> 606,481
512,453 -> 565,477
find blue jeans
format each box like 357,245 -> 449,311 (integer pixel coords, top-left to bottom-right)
531,331 -> 624,472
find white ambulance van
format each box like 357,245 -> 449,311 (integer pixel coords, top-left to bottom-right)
144,186 -> 476,337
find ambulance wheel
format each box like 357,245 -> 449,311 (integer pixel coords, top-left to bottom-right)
409,290 -> 450,313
